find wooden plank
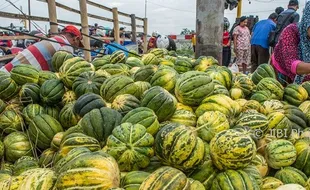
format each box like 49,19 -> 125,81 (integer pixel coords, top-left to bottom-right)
131,14 -> 137,42
0,11 -> 82,26
47,0 -> 58,34
0,54 -> 17,62
112,8 -> 120,44
143,18 -> 148,53
79,0 -> 91,62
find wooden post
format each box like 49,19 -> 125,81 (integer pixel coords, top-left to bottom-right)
237,0 -> 242,18
143,18 -> 148,53
130,14 -> 137,43
28,0 -> 31,31
79,0 -> 91,62
196,0 -> 225,63
47,0 -> 58,34
112,8 -> 120,44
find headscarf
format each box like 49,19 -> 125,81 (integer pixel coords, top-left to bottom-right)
239,16 -> 247,25
298,1 -> 310,63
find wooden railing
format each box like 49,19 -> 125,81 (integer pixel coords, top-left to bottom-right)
0,0 -> 148,61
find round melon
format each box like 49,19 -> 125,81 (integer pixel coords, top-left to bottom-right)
262,177 -> 284,190
38,70 -> 58,86
205,65 -> 232,89
0,72 -> 19,100
134,81 -> 151,99
19,83 -> 40,105
100,63 -> 130,76
283,84 -> 308,106
142,53 -> 159,65
265,139 -> 297,169
251,63 -> 276,85
194,56 -> 218,71
250,90 -> 272,103
0,110 -> 23,134
155,124 -> 204,171
13,156 -> 39,176
175,71 -> 214,106
267,112 -> 292,138
284,105 -> 307,130
256,77 -> 284,100
78,107 -> 122,146
141,86 -> 177,122
39,148 -> 56,168
61,90 -> 76,105
59,57 -> 95,88
28,114 -> 64,150
106,123 -> 154,171
43,106 -> 60,120
11,64 -> 39,85
22,104 -> 44,124
174,58 -> 193,74
169,109 -> 197,127
212,80 -> 230,96
111,94 -> 140,115
251,153 -> 269,177
92,55 -> 110,70
275,167 -> 307,186
232,75 -> 255,96
121,107 -> 159,136
125,57 -> 144,68
110,50 -> 126,64
72,71 -> 107,97
195,111 -> 229,142
210,129 -> 256,170
40,79 -> 65,105
73,93 -> 106,117
120,171 -> 150,190
51,50 -> 74,72
150,66 -> 178,91
59,102 -> 81,129
293,138 -> 310,176
230,87 -> 245,100
133,65 -> 158,82
4,132 -> 32,162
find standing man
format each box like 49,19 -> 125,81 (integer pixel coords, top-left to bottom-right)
273,0 -> 300,46
251,13 -> 277,72
191,32 -> 196,52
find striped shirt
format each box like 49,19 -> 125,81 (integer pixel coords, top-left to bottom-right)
0,35 -> 74,73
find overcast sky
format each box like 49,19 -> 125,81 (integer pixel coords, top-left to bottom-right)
0,0 -> 306,35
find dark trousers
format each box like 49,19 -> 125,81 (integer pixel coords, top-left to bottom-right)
251,45 -> 270,73
222,46 -> 231,67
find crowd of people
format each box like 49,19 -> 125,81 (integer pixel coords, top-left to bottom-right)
222,0 -> 301,77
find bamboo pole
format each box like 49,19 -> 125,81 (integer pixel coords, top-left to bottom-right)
237,0 -> 242,18
79,0 -> 91,62
143,18 -> 148,53
131,14 -> 137,43
112,7 -> 120,44
47,0 -> 58,34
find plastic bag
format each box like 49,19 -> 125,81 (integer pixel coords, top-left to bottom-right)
228,63 -> 239,73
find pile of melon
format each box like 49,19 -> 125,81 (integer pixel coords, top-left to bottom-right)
0,48 -> 310,190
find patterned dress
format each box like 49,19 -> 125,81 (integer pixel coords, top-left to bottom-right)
272,24 -> 310,83
233,25 -> 251,65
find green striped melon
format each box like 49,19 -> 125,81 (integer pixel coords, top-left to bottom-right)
251,63 -> 276,85
169,109 -> 197,127
4,132 -> 32,162
133,65 -> 158,82
111,94 -> 140,115
250,90 -> 272,103
40,79 -> 65,105
120,171 -> 150,190
28,114 -> 63,150
189,160 -> 218,189
141,86 -> 177,122
243,165 -> 263,187
39,148 -> 56,168
0,99 -> 6,114
142,53 -> 159,65
101,63 -> 130,76
262,99 -> 284,115
283,84 -> 308,106
212,169 -> 260,190
0,72 -> 19,100
256,77 -> 284,100
251,153 -> 269,177
293,138 -> 310,176
100,75 -> 138,103
150,66 -> 178,91
61,90 -> 76,105
175,71 -> 214,106
174,58 -> 193,74
92,55 -> 111,70
265,139 -> 297,169
72,71 -> 107,97
43,106 -> 60,120
19,83 -> 40,105
210,129 -> 256,170
59,102 -> 80,129
38,70 -> 58,86
11,64 -> 39,85
22,104 -> 44,124
275,167 -> 307,186
51,50 -> 74,72
284,105 -> 307,130
267,112 -> 292,138
121,107 -> 159,136
212,80 -> 230,96
230,87 -> 245,100
242,100 -> 263,113
194,56 -> 219,71
139,166 -> 190,190
73,93 -> 106,117
13,156 -> 39,176
150,48 -> 165,58
125,57 -> 144,68
205,65 -> 232,89
110,50 -> 126,64
262,177 -> 284,190
0,110 -> 23,134
196,111 -> 229,142
59,57 -> 95,88
232,75 -> 255,96
134,81 -> 151,99
106,123 -> 154,171
155,124 -> 204,171
78,107 -> 122,146
54,148 -> 120,189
